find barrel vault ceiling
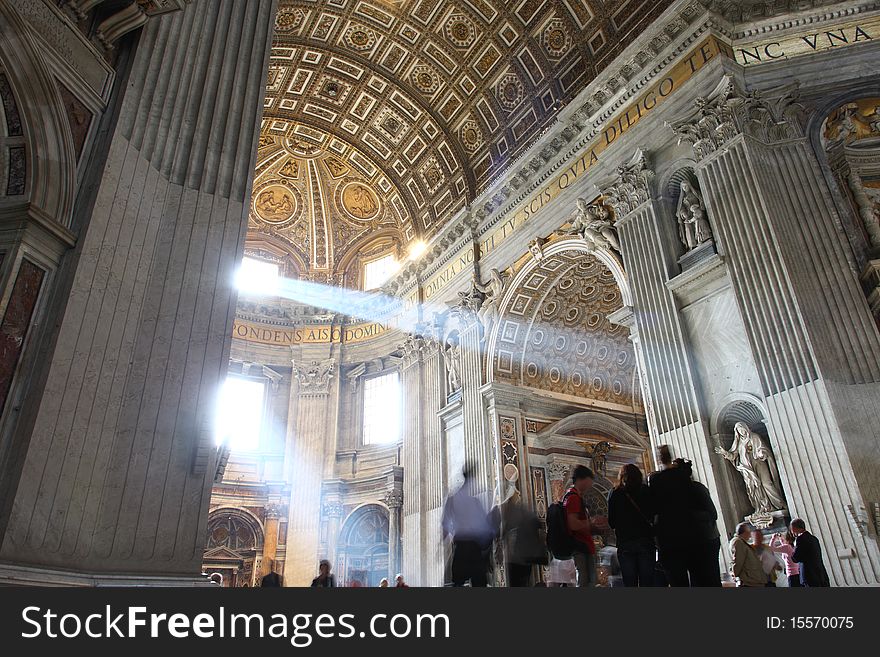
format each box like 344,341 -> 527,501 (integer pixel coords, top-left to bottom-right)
251,0 -> 675,280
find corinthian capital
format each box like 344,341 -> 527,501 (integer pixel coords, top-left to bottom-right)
667,75 -> 807,159
293,358 -> 336,393
598,149 -> 655,219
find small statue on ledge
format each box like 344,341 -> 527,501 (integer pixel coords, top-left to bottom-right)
676,180 -> 713,251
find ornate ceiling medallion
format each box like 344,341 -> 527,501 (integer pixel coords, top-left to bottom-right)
340,182 -> 381,221
275,8 -> 305,33
344,23 -> 377,51
496,72 -> 524,112
542,18 -> 571,59
253,183 -> 301,225
460,119 -> 484,152
445,14 -> 477,49
411,64 -> 441,95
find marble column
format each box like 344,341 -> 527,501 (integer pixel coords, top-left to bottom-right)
399,328 -> 444,586
400,334 -> 424,585
261,504 -> 281,578
669,75 -> 880,585
322,499 -> 343,573
286,358 -> 336,586
452,303 -> 493,500
599,151 -> 719,491
0,0 -> 277,583
384,489 -> 403,580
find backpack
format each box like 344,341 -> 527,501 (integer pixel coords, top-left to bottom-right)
546,490 -> 577,560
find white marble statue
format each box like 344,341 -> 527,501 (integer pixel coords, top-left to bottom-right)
473,268 -> 506,333
570,198 -> 621,253
676,181 -> 712,250
715,422 -> 786,515
444,341 -> 462,393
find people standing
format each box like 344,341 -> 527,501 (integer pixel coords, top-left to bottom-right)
498,488 -> 547,587
790,518 -> 831,587
649,457 -> 720,586
310,559 -> 336,588
729,523 -> 766,587
260,559 -> 283,587
442,466 -> 495,587
752,529 -> 782,587
564,465 -> 605,587
607,464 -> 655,587
394,574 -> 409,588
379,578 -> 389,588
770,531 -> 802,587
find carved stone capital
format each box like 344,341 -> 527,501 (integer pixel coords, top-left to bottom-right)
668,75 -> 807,159
293,358 -> 336,394
383,490 -> 404,509
598,149 -> 655,218
265,504 -> 282,520
323,500 -> 344,519
400,334 -> 425,367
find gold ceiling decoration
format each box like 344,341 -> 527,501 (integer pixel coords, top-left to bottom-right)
261,0 -> 675,241
249,124 -> 410,282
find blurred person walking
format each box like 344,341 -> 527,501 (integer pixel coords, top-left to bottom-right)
442,466 -> 495,587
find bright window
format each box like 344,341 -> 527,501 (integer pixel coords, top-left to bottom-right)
215,376 -> 265,452
363,254 -> 398,290
362,371 -> 401,445
237,257 -> 280,295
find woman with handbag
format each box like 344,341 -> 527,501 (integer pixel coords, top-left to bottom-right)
607,464 -> 656,587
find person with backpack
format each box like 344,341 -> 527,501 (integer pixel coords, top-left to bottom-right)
607,464 -> 655,587
564,466 -> 601,586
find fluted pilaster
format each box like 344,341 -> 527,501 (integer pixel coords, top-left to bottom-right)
286,358 -> 336,586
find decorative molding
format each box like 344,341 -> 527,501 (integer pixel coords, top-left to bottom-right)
293,358 -> 335,394
598,149 -> 655,219
383,490 -> 403,509
668,75 -> 808,159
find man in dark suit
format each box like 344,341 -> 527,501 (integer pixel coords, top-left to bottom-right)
260,559 -> 283,587
790,518 -> 831,587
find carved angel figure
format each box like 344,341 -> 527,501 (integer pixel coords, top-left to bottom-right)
577,440 -> 613,478
570,198 -> 621,253
473,268 -> 507,334
715,422 -> 786,515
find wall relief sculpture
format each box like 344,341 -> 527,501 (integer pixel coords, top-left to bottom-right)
568,198 -> 621,254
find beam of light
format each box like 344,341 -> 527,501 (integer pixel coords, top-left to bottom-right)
236,257 -> 281,296
215,376 -> 265,452
271,276 -> 424,334
408,240 -> 427,260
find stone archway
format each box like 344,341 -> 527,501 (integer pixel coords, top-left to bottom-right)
203,507 -> 265,587
337,504 -> 389,587
487,239 -> 636,412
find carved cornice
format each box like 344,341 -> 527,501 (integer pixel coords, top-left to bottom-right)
598,149 -> 656,219
293,358 -> 335,394
667,75 -> 808,159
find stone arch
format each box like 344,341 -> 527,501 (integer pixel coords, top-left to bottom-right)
337,503 -> 389,587
809,93 -> 880,276
205,506 -> 265,551
0,3 -> 76,225
487,238 -> 635,410
538,411 -> 648,448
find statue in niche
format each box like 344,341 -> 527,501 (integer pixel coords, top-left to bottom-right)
676,181 -> 713,251
444,340 -> 462,393
473,268 -> 508,333
569,198 -> 621,253
715,422 -> 786,516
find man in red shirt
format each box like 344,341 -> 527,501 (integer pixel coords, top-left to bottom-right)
564,465 -> 604,587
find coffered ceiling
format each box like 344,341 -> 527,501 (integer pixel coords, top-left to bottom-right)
253,0 -> 674,278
